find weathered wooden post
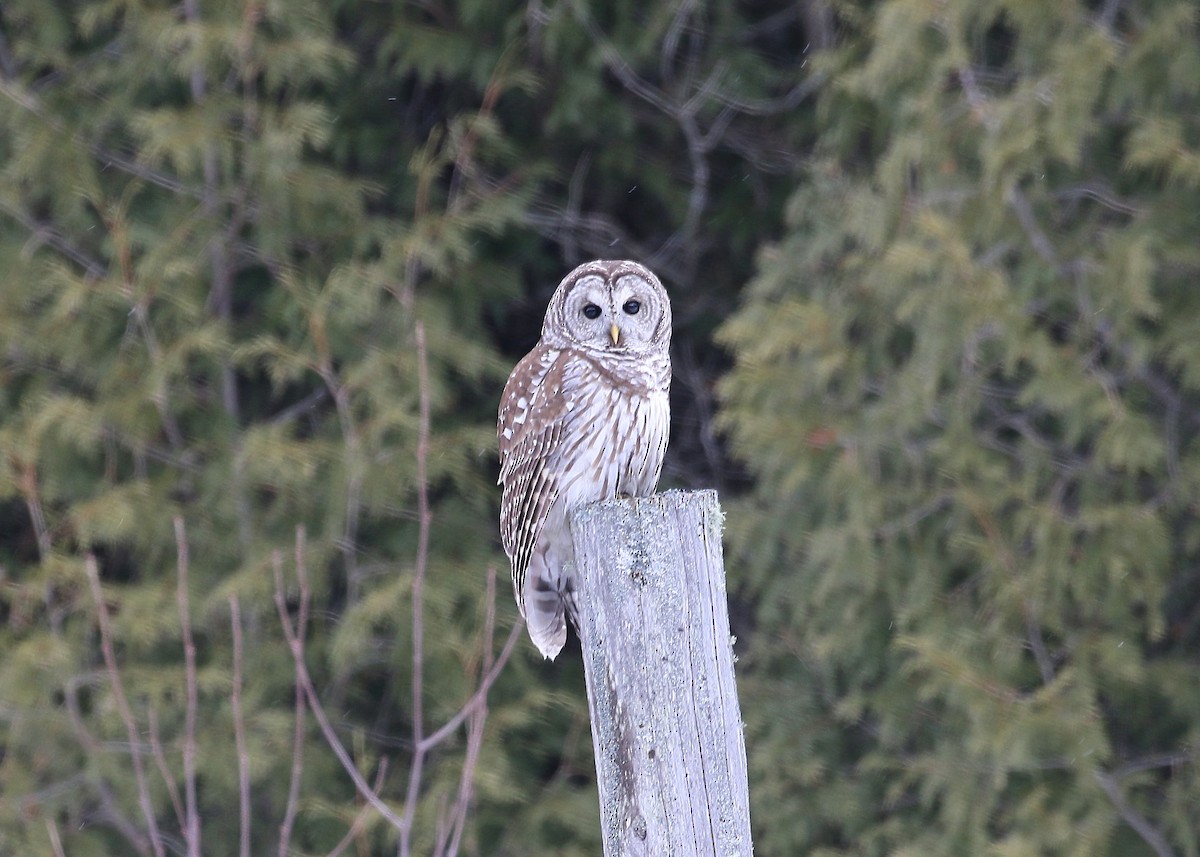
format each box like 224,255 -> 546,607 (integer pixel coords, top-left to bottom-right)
569,489 -> 752,856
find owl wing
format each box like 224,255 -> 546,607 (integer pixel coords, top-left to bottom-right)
497,344 -> 573,599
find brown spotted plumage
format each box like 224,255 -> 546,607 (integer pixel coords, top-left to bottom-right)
498,260 -> 672,659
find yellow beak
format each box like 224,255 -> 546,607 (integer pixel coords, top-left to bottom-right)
610,323 -> 621,346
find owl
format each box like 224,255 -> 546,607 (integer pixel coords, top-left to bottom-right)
497,260 -> 672,660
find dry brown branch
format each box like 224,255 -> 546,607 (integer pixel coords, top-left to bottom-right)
84,555 -> 168,857
229,594 -> 252,857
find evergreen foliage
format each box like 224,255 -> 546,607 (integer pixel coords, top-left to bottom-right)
719,2 -> 1200,855
1,0 -> 1197,854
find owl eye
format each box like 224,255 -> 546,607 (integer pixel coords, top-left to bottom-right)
583,303 -> 602,320
622,300 -> 641,315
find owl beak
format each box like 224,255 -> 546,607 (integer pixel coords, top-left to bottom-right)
610,323 -> 621,346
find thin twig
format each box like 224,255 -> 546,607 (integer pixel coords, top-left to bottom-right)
84,555 -> 168,857
1114,752 -> 1192,779
274,540 -> 308,857
325,759 -> 391,857
443,568 -> 499,857
0,197 -> 107,279
400,321 -> 434,857
1025,611 -> 1056,686
315,350 -> 364,603
46,819 -> 67,857
418,620 -> 523,754
229,594 -> 252,857
59,673 -> 152,855
273,537 -> 408,834
146,706 -> 187,832
15,459 -> 51,560
174,517 -> 201,857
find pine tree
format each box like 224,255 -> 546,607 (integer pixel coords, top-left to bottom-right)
719,2 -> 1200,855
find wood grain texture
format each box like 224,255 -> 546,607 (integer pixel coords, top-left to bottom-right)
569,489 -> 752,856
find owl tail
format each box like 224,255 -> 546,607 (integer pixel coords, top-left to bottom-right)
522,554 -> 570,660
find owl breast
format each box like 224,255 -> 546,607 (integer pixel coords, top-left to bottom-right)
534,354 -> 670,595
556,382 -> 669,507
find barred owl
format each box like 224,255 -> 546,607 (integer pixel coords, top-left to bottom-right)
497,260 -> 672,660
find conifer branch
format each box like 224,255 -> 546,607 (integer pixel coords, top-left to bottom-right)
84,555 -> 168,857
0,79 -> 193,197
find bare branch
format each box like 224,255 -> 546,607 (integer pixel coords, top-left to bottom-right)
315,351 -> 364,602
274,541 -> 309,857
59,672 -> 151,855
325,760 -> 391,857
0,80 -> 193,197
272,535 -> 408,834
1094,769 -> 1178,857
269,387 -> 329,425
1005,184 -> 1059,266
15,459 -> 51,560
418,620 -> 523,754
46,820 -> 67,857
562,152 -> 593,263
400,321 -> 434,857
1114,752 -> 1193,779
84,555 -> 168,857
0,197 -> 107,279
229,595 -> 252,857
1024,611 -> 1056,686
146,706 -> 187,833
173,517 -> 201,857
442,567 -> 500,857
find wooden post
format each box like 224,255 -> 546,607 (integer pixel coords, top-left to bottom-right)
569,489 -> 752,856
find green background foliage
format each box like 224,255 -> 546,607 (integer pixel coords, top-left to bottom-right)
1,0 -> 1196,855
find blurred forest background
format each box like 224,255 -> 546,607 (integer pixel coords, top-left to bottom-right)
1,0 -> 1198,855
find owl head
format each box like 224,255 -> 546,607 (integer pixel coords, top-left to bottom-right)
541,260 -> 671,355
